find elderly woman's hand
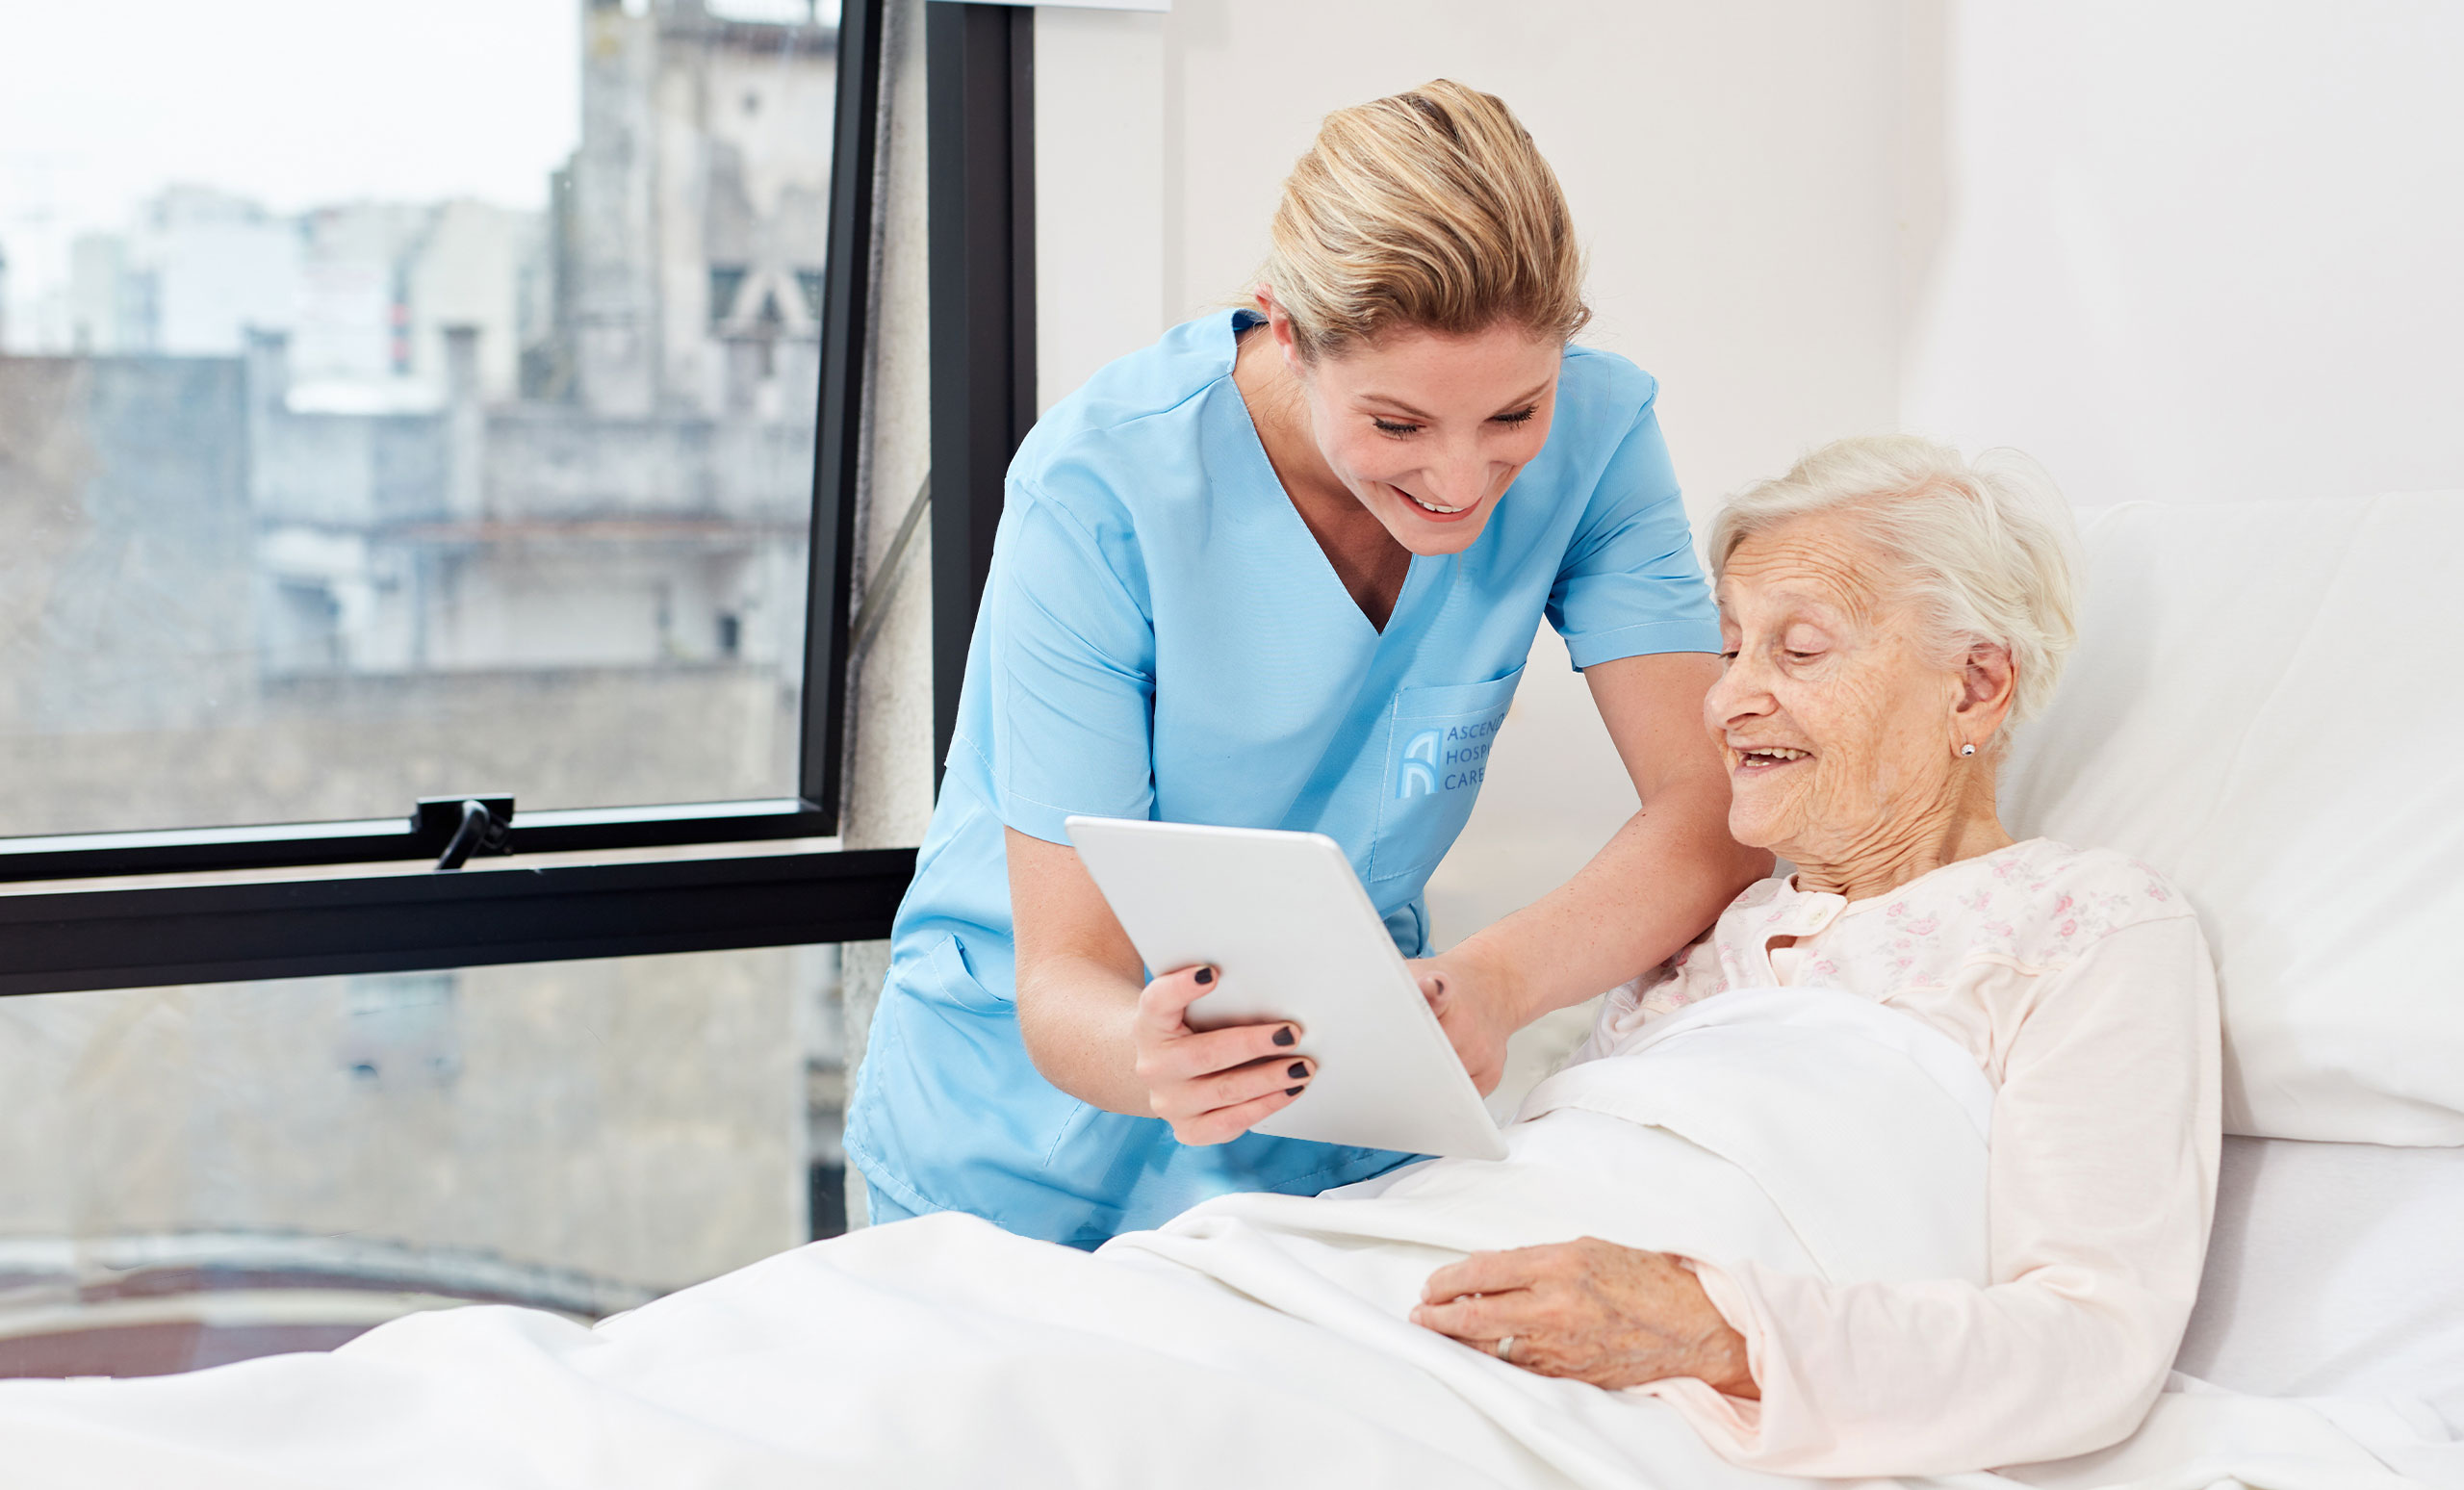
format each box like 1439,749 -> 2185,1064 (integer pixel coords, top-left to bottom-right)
1411,1238 -> 1758,1398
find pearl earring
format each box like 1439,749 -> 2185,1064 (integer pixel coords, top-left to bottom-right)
1961,744 -> 1977,758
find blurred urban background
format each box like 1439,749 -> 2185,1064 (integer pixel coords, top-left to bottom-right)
0,0 -> 854,1374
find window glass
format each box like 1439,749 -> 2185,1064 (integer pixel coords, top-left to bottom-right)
0,944 -> 846,1378
0,1 -> 843,836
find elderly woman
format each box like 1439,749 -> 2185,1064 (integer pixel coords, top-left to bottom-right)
0,437 -> 2223,1488
1402,433 -> 2220,1474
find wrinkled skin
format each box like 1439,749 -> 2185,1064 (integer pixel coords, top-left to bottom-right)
1412,1239 -> 1754,1394
1707,506 -> 2015,899
1413,505 -> 2020,1399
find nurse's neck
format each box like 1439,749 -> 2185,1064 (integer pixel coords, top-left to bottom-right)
1234,323 -> 1414,631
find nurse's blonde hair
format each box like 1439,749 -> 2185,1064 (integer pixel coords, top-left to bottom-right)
1709,435 -> 2083,728
1260,80 -> 1588,361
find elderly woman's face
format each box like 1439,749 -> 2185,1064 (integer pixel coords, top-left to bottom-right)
1704,511 -> 1969,859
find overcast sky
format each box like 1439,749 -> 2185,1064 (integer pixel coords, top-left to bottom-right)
0,1 -> 813,336
0,0 -> 577,332
0,1 -> 835,338
5,1 -> 579,215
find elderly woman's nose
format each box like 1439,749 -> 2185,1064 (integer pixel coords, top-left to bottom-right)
1705,645 -> 1773,726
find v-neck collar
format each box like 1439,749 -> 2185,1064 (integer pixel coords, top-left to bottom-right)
1215,312 -> 1428,640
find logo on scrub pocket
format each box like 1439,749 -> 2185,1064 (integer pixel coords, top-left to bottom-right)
1393,717 -> 1502,800
1396,729 -> 1444,798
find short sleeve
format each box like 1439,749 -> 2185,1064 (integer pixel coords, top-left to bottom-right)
1547,405 -> 1721,670
965,483 -> 1158,844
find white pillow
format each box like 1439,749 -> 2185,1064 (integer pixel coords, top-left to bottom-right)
2176,1137 -> 2464,1430
2001,492 -> 2464,1144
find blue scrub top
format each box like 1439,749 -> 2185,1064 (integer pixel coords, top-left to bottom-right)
844,310 -> 1718,1247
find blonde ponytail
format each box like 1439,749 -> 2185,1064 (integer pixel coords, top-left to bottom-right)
1261,79 -> 1588,360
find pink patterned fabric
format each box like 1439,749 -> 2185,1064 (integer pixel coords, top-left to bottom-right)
1572,838 -> 2222,1476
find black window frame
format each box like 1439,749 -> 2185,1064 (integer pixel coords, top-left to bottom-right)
0,0 -> 1036,996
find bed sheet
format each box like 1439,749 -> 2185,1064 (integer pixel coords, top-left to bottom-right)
4,992 -> 2443,1489
2178,1136 -> 2464,1437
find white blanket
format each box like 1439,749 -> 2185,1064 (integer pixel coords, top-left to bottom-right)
0,989 -> 2441,1489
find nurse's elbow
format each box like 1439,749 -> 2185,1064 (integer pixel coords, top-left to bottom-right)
1013,961 -> 1065,1056
1013,968 -> 1067,1067
1014,958 -> 1143,1112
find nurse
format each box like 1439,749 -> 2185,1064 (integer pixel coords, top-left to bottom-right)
846,80 -> 1765,1246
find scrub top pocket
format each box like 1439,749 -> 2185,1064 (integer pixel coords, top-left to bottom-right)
921,932 -> 1009,1014
1366,664 -> 1525,885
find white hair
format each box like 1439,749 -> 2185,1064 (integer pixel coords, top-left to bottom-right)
1707,434 -> 2082,727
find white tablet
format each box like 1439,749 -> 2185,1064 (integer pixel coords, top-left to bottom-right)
1064,815 -> 1508,1162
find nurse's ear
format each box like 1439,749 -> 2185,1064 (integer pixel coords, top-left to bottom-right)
1252,284 -> 1310,374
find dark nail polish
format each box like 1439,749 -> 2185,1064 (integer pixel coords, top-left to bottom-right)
1285,1086 -> 1303,1096
1288,1061 -> 1309,1080
1194,966 -> 1214,986
1272,1027 -> 1296,1046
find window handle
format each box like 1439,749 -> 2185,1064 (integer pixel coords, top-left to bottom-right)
416,796 -> 515,871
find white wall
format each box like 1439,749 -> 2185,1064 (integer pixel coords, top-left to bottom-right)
1904,1 -> 2464,507
1034,6 -> 1168,413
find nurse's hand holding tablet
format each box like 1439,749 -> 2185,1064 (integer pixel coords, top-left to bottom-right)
1133,964 -> 1323,1148
844,81 -> 1768,1248
1071,817 -> 1512,1161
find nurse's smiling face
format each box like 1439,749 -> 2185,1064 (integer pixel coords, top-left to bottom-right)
1270,306 -> 1562,556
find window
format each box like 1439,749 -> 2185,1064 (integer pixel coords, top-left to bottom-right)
0,0 -> 911,1378
0,0 -> 879,866
0,947 -> 844,1377
0,0 -> 1044,1382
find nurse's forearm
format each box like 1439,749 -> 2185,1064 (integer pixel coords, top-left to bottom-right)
1007,827 -> 1168,1116
1015,952 -> 1161,1116
1451,767 -> 1763,1026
